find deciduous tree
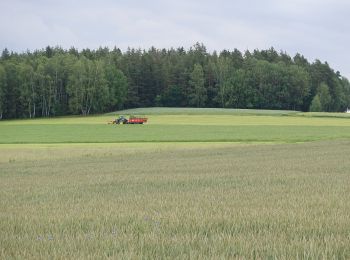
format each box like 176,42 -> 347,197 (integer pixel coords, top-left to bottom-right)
189,63 -> 206,107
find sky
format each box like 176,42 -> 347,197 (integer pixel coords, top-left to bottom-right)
1,0 -> 349,77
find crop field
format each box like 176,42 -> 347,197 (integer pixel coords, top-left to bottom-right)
1,108 -> 350,259
1,108 -> 350,144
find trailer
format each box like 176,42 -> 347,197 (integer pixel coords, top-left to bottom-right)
127,117 -> 148,124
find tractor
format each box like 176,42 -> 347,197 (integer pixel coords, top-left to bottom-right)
114,115 -> 128,124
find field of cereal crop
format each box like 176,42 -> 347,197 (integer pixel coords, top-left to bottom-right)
1,108 -> 350,258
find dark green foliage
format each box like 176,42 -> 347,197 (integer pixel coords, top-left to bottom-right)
0,44 -> 349,119
161,85 -> 185,107
1,48 -> 10,60
105,66 -> 128,111
317,83 -> 332,112
67,57 -> 108,115
309,95 -> 322,112
189,64 -> 206,107
0,65 -> 5,119
3,62 -> 22,118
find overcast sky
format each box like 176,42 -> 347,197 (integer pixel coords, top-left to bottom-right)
1,0 -> 349,77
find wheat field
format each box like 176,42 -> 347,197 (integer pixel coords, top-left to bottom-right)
1,108 -> 350,259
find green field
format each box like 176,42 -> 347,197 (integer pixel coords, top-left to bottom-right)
1,108 -> 350,259
1,108 -> 350,144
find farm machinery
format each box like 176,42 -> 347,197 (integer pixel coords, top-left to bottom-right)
109,115 -> 148,125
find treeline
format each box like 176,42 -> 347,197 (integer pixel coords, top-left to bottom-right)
0,43 -> 349,119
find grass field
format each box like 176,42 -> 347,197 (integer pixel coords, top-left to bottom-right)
1,108 -> 350,144
1,108 -> 350,259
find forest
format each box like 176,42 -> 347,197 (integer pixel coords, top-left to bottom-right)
0,43 -> 349,119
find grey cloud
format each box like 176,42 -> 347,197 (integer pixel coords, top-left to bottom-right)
0,0 -> 349,77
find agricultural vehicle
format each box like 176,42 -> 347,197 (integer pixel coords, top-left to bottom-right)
110,115 -> 148,124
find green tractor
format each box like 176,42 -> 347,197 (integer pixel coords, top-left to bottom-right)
114,115 -> 128,124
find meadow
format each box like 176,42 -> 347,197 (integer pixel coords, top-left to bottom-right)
1,109 -> 350,144
1,108 -> 350,259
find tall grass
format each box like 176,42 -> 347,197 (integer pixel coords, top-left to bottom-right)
1,141 -> 350,258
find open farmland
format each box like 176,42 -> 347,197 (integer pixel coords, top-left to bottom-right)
1,108 -> 350,259
1,109 -> 350,144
